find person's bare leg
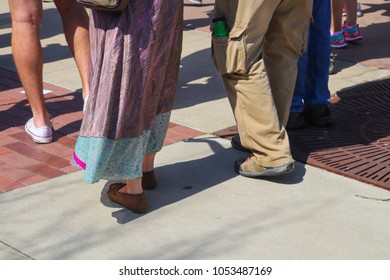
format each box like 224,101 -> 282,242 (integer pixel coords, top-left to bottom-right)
9,0 -> 51,127
142,153 -> 155,173
55,0 -> 90,100
344,0 -> 357,26
107,178 -> 147,212
331,0 -> 344,33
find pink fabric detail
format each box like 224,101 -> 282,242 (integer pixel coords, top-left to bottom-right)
73,152 -> 86,170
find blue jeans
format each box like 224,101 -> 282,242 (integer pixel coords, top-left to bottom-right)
290,0 -> 331,112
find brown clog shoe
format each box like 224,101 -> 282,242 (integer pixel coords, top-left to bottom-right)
107,183 -> 148,213
142,170 -> 157,190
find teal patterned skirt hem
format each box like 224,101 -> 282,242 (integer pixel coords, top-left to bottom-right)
73,112 -> 171,184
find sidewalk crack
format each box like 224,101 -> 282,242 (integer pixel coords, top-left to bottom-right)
0,240 -> 35,260
355,195 -> 390,202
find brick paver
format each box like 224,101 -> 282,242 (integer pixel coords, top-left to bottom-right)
0,67 -> 205,193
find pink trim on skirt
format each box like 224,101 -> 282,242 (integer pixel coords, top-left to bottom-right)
73,152 -> 86,170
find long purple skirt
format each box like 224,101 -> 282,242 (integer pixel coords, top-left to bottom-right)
73,1 -> 183,183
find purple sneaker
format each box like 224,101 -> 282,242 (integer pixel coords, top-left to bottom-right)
330,32 -> 347,48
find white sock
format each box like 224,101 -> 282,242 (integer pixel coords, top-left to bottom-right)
331,31 -> 343,36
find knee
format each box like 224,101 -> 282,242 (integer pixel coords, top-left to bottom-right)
11,7 -> 42,28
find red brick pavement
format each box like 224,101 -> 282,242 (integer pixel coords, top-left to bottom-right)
0,67 -> 204,193
2,0 -> 388,192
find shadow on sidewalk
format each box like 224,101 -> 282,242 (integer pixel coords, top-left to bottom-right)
361,1 -> 390,17
175,48 -> 226,109
333,21 -> 390,70
0,90 -> 83,138
288,77 -> 390,191
101,137 -> 305,224
0,67 -> 84,191
183,10 -> 212,31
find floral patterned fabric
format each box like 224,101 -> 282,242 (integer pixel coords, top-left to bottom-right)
72,0 -> 183,183
73,113 -> 170,183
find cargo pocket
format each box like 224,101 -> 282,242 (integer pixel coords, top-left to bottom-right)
211,26 -> 247,75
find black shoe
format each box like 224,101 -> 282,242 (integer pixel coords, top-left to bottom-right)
231,134 -> 251,153
286,111 -> 305,130
304,105 -> 333,127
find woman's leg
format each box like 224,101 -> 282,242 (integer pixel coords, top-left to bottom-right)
142,154 -> 155,173
331,0 -> 344,33
344,0 -> 357,26
108,178 -> 147,213
121,178 -> 143,194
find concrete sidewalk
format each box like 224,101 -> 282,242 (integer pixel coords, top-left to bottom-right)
1,1 -> 390,260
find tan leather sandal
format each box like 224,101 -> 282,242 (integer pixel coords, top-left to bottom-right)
107,183 -> 148,213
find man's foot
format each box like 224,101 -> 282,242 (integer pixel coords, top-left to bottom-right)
286,111 -> 305,130
304,105 -> 333,127
234,156 -> 295,178
231,134 -> 251,153
25,118 -> 53,144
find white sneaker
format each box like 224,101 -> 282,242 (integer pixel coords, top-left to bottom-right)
25,118 -> 53,144
188,0 -> 202,4
343,3 -> 363,17
356,3 -> 363,17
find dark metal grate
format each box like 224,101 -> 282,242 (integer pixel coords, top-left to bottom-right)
289,78 -> 390,190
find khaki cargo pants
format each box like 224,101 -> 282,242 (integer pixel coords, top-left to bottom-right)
212,0 -> 312,167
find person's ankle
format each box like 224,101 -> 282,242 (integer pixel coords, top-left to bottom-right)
32,114 -> 51,128
122,179 -> 143,194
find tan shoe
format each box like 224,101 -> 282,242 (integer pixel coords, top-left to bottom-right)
107,183 -> 148,213
234,156 -> 295,178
